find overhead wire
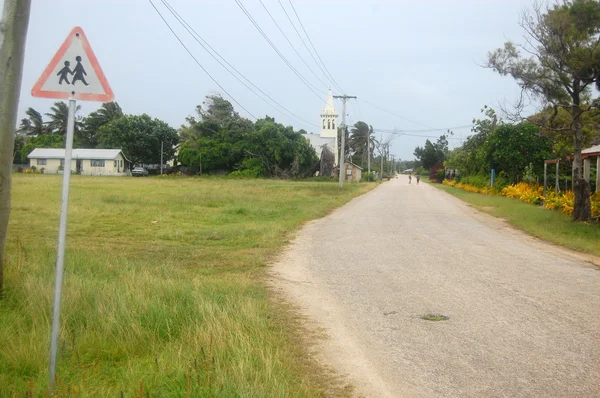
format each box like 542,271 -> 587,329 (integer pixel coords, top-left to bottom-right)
276,0 -> 342,92
147,0 -> 257,119
160,0 -> 318,129
258,0 -> 329,89
287,0 -> 345,93
233,0 -> 326,100
360,99 -> 434,129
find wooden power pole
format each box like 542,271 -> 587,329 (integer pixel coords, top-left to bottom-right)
333,94 -> 356,188
0,0 -> 32,295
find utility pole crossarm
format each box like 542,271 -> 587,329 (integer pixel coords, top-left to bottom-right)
333,95 -> 356,188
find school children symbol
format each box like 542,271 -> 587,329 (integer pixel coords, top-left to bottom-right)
32,26 -> 114,102
57,56 -> 89,86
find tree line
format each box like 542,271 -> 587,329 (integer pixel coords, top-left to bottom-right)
14,101 -> 179,166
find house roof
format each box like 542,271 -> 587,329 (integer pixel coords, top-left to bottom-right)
28,148 -> 130,162
582,144 -> 600,156
346,162 -> 364,170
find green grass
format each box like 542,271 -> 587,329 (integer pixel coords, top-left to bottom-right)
1,174 -> 376,397
434,182 -> 600,256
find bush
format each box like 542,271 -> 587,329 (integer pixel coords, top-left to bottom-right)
363,172 -> 376,182
229,158 -> 266,178
429,163 -> 444,183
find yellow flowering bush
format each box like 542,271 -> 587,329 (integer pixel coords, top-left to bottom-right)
445,178 -> 600,218
545,190 -> 600,218
501,182 -> 544,204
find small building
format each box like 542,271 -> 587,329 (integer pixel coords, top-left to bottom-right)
340,162 -> 363,182
28,148 -> 131,176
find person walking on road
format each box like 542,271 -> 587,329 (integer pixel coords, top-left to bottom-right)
416,173 -> 420,185
408,174 -> 412,184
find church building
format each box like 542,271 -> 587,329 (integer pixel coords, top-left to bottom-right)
301,90 -> 340,167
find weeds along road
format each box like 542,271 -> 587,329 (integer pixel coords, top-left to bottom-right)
272,177 -> 600,397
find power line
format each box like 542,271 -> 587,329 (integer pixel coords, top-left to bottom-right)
288,0 -> 344,93
361,99 -> 434,129
258,0 -> 329,89
373,129 -> 468,139
233,0 -> 325,100
148,0 -> 257,119
276,0 -> 341,92
160,0 -> 318,129
375,124 -> 473,133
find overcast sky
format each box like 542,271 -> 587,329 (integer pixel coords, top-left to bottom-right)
12,0 -> 534,160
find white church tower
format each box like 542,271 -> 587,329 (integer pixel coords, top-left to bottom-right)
320,90 -> 339,165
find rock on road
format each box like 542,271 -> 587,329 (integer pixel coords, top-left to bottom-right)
272,178 -> 600,397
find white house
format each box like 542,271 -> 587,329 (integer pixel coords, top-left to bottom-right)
302,90 -> 339,165
28,148 -> 131,176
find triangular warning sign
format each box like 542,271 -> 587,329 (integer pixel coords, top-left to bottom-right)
32,27 -> 114,102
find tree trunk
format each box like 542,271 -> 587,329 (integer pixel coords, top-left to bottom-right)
571,88 -> 591,222
0,0 -> 32,296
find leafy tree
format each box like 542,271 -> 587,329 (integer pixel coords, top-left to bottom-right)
179,98 -> 254,173
483,122 -> 552,182
414,134 -> 449,170
12,135 -> 26,164
446,106 -> 498,175
242,118 -> 318,177
97,114 -> 179,165
20,134 -> 64,163
79,102 -> 123,148
45,101 -> 83,136
16,107 -> 47,136
486,0 -> 600,221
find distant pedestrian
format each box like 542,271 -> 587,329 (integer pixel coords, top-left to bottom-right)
72,56 -> 89,86
408,175 -> 412,184
416,173 -> 420,185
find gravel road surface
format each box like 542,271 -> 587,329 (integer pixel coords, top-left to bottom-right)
271,178 -> 600,397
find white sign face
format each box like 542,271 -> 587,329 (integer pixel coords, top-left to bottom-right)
32,26 -> 114,102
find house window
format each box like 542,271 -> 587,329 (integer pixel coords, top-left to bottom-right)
91,160 -> 105,167
332,120 -> 335,130
120,160 -> 123,167
36,159 -> 47,166
322,119 -> 326,129
114,160 -> 117,168
60,159 -> 65,167
328,120 -> 331,129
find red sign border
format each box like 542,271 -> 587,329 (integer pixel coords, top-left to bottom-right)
31,26 -> 114,102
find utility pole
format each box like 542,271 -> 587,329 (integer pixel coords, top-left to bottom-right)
160,141 -> 164,175
0,0 -> 31,296
392,155 -> 395,175
367,126 -> 371,181
379,135 -> 384,181
333,94 -> 356,188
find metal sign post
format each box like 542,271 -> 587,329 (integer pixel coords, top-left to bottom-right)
30,26 -> 114,392
48,98 -> 76,387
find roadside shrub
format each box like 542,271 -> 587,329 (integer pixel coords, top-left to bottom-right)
429,163 -> 444,183
229,158 -> 266,178
501,182 -> 543,204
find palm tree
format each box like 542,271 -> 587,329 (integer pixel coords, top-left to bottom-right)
45,101 -> 82,135
16,108 -> 47,136
80,102 -> 123,148
349,121 -> 377,167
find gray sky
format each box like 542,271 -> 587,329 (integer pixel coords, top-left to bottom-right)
13,0 -> 532,160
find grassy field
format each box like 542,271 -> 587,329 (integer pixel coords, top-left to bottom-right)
433,182 -> 600,257
1,174 -> 376,397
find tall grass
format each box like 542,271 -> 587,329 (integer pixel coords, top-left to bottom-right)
1,175 -> 375,396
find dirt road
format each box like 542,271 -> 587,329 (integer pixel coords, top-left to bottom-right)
272,178 -> 600,397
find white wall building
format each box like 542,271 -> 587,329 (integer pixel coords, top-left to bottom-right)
302,90 -> 339,165
28,148 -> 131,176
